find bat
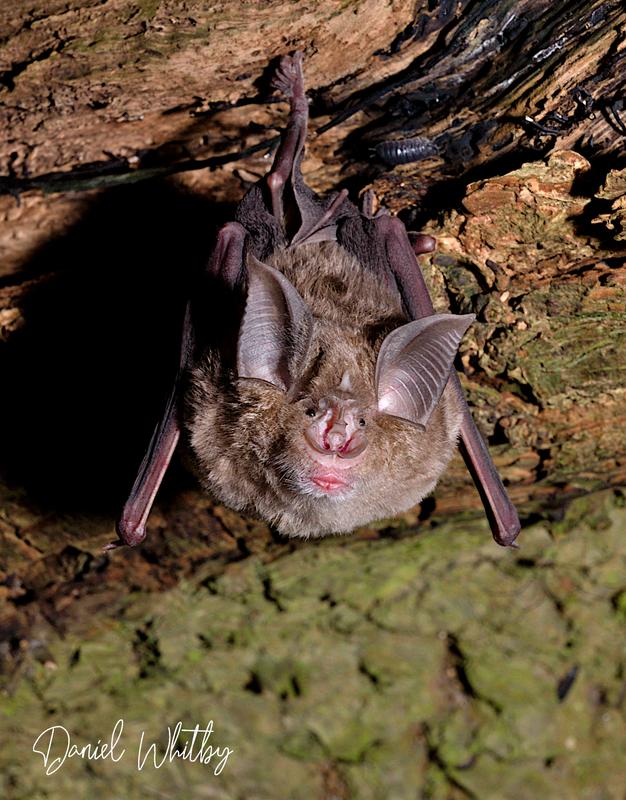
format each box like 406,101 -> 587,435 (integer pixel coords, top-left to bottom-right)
110,52 -> 520,550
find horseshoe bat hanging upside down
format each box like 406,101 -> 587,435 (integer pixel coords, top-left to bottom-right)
111,52 -> 520,550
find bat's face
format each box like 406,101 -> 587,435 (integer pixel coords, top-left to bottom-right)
294,391 -> 370,495
267,321 -> 376,501
270,376 -> 453,504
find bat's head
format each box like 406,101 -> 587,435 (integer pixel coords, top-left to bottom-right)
188,252 -> 474,535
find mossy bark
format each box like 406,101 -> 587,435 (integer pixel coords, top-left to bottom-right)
2,490 -> 626,799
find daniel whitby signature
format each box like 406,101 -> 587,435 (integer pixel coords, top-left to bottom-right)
32,719 -> 233,776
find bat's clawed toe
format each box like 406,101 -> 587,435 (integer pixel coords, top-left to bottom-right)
103,539 -> 126,552
271,51 -> 305,104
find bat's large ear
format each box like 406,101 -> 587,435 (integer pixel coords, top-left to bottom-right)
237,257 -> 313,392
376,313 -> 475,428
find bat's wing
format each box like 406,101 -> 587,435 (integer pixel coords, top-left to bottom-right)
367,215 -> 521,547
109,304 -> 192,549
111,223 -> 247,549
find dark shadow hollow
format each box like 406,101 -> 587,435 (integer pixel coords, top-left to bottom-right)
0,180 -> 234,516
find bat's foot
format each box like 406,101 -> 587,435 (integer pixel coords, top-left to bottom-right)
360,189 -> 391,219
271,51 -> 306,111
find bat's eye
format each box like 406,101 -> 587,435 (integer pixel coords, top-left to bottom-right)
305,408 -> 317,418
358,418 -> 366,427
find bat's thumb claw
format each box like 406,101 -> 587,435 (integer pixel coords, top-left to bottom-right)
494,525 -> 521,549
408,232 -> 437,255
109,518 -> 147,549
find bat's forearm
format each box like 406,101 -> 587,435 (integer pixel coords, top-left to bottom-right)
111,395 -> 180,549
453,373 -> 520,546
377,215 -> 521,546
109,305 -> 194,550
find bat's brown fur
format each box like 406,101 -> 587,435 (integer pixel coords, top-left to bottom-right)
187,242 -> 462,537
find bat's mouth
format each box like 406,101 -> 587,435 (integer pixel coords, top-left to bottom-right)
304,456 -> 356,497
310,472 -> 349,492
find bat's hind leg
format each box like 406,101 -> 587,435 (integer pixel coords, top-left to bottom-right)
266,51 -> 348,247
267,52 -> 308,223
